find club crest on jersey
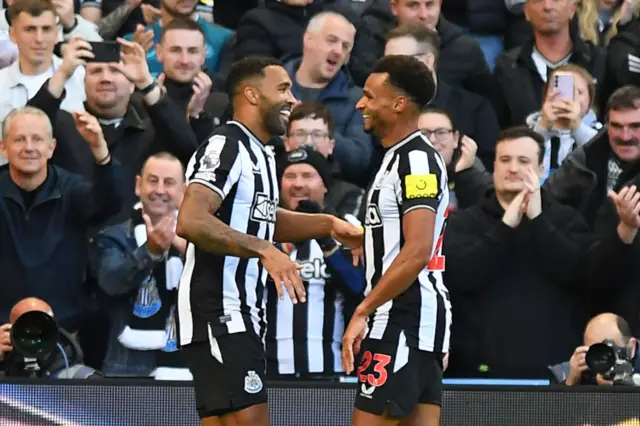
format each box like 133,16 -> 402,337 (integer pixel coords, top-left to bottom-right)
405,174 -> 438,199
244,370 -> 263,394
251,192 -> 277,223
365,205 -> 383,228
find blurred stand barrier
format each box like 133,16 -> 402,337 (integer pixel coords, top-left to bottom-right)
1,379 -> 640,425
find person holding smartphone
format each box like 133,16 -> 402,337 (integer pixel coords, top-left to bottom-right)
526,64 -> 603,180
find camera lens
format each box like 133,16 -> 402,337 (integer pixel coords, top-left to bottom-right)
10,311 -> 59,358
585,343 -> 617,374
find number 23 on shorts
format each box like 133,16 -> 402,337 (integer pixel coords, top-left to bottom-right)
357,351 -> 392,387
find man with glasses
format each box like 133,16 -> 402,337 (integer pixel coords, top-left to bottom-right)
283,102 -> 364,219
418,108 -> 491,211
385,24 -> 500,170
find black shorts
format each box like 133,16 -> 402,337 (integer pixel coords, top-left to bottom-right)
354,332 -> 443,418
181,331 -> 267,419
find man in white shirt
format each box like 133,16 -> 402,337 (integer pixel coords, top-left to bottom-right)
0,0 -> 86,138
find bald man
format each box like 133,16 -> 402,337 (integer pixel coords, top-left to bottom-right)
553,313 -> 638,386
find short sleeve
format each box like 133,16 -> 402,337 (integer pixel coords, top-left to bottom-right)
80,0 -> 101,9
186,134 -> 242,200
396,148 -> 446,215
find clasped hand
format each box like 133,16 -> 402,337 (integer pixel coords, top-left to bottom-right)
502,167 -> 542,228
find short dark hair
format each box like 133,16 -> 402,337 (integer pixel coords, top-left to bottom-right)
160,17 -> 205,43
8,0 -> 56,22
287,103 -> 335,137
371,55 -> 435,109
420,107 -> 456,131
141,151 -> 184,178
225,56 -> 284,98
606,85 -> 640,117
496,126 -> 545,165
386,24 -> 440,63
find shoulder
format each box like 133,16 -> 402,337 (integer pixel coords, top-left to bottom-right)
201,21 -> 233,42
396,133 -> 441,159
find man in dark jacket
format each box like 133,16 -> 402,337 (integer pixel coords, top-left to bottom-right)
443,126 -> 590,379
0,105 -> 122,333
385,24 -> 500,170
352,0 -> 496,102
27,37 -> 200,225
493,0 -> 605,127
544,86 -> 640,331
281,11 -> 372,186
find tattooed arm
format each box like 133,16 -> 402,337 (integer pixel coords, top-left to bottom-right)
177,184 -> 270,257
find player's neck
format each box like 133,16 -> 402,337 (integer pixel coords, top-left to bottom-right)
380,117 -> 419,149
232,112 -> 271,144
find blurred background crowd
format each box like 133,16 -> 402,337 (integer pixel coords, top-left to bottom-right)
1,0 -> 640,387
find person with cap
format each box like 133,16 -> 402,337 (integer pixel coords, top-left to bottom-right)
264,146 -> 365,378
0,297 -> 100,378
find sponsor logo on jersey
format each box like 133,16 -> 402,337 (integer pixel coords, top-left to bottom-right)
251,192 -> 277,223
298,258 -> 330,280
364,205 -> 383,228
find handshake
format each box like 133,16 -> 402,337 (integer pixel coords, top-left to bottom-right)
501,167 -> 543,228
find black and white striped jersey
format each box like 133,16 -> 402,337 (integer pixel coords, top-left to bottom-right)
265,240 -> 344,376
177,120 -> 279,346
363,131 -> 452,353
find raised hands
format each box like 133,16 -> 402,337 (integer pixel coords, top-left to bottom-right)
610,185 -> 640,243
501,167 -> 542,228
454,135 -> 478,173
72,111 -> 110,164
114,38 -> 154,89
186,72 -> 213,119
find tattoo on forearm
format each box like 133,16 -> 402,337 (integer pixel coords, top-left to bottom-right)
191,217 -> 270,258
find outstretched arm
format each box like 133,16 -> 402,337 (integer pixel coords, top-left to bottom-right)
177,184 -> 270,258
273,209 -> 334,243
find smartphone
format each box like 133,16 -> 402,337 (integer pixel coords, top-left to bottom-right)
553,72 -> 574,101
87,41 -> 121,63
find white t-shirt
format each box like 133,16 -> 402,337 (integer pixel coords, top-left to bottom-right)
19,67 -> 54,99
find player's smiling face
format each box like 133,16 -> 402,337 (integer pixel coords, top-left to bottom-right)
258,65 -> 297,136
356,73 -> 395,136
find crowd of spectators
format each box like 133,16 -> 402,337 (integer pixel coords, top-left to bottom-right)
1,0 -> 640,385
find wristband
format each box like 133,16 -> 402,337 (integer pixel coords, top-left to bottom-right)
62,17 -> 78,34
138,80 -> 157,95
95,152 -> 111,165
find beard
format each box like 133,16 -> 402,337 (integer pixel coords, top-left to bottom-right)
262,102 -> 287,137
161,0 -> 197,17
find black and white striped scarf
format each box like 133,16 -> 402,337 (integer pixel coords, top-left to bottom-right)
118,206 -> 183,356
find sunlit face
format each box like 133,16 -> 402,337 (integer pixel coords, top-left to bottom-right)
418,112 -> 458,165
384,36 -> 436,72
547,71 -> 591,117
161,0 -> 198,17
524,0 -> 576,35
280,163 -> 327,210
390,0 -> 441,31
9,11 -> 58,70
608,107 -> 640,163
285,118 -> 335,158
84,63 -> 134,112
1,113 -> 55,176
356,73 -> 397,137
493,137 -> 543,195
303,16 -> 355,83
253,65 -> 297,136
135,157 -> 185,219
158,29 -> 206,83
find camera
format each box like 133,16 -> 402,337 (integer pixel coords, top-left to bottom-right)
9,311 -> 60,377
585,339 -> 636,385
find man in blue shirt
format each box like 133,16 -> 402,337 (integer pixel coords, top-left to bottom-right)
124,0 -> 231,78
